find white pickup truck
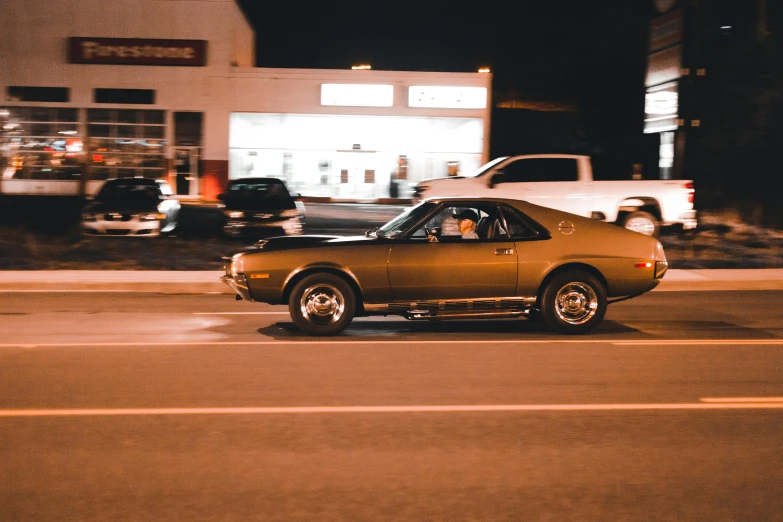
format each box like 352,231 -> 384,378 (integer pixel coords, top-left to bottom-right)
413,154 -> 697,237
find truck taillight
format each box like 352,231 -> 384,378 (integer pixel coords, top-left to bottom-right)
685,182 -> 694,204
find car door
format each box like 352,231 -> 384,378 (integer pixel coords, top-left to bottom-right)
489,157 -> 591,217
386,204 -> 518,301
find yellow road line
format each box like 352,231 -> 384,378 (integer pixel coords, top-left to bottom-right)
2,402 -> 783,417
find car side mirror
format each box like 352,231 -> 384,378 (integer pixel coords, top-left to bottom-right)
217,193 -> 225,201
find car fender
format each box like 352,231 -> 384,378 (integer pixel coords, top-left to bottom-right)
281,262 -> 364,304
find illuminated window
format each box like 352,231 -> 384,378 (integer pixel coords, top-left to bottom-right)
320,84 -> 394,107
86,109 -> 167,179
0,107 -> 81,180
408,86 -> 487,109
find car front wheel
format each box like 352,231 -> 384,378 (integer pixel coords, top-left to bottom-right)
540,271 -> 607,334
289,273 -> 356,336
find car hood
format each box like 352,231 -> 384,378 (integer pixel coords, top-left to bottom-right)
85,200 -> 159,213
237,234 -> 377,254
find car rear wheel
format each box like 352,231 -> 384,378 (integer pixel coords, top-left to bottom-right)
289,273 -> 356,336
622,211 -> 660,237
540,271 -> 607,334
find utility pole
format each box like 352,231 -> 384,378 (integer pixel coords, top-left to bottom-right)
758,0 -> 768,40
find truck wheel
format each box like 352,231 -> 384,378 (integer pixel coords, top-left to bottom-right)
622,211 -> 659,237
289,273 -> 355,336
540,271 -> 607,334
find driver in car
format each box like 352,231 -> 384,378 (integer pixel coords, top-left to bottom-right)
428,209 -> 479,241
455,209 -> 479,239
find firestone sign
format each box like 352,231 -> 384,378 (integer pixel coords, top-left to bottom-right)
69,37 -> 207,66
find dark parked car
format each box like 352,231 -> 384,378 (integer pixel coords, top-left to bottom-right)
218,177 -> 304,238
221,196 -> 668,336
81,178 -> 180,237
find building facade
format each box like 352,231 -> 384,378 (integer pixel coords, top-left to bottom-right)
0,0 -> 492,200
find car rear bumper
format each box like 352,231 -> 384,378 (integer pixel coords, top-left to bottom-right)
678,210 -> 698,230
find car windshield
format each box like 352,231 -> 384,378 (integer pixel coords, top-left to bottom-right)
96,181 -> 159,203
376,202 -> 437,238
227,180 -> 290,200
460,157 -> 508,178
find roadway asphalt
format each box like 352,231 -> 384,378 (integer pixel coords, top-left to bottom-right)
1,291 -> 782,520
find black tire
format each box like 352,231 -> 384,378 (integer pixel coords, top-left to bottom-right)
289,273 -> 356,336
622,210 -> 660,237
540,271 -> 607,335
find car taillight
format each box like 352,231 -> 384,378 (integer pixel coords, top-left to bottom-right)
685,182 -> 694,204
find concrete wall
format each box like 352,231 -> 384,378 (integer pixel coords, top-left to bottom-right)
0,0 -> 254,79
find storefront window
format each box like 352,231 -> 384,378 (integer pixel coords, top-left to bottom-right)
86,109 -> 167,179
0,106 -> 83,180
228,113 -> 484,198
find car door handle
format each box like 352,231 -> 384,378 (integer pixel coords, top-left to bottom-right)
495,248 -> 515,255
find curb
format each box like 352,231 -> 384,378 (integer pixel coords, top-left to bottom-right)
1,270 -> 782,293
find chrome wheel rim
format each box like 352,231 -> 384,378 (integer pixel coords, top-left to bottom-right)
625,216 -> 655,236
300,284 -> 345,326
554,282 -> 598,325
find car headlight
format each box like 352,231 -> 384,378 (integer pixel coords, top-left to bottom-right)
279,208 -> 299,218
140,212 -> 167,221
224,210 -> 245,219
231,253 -> 244,277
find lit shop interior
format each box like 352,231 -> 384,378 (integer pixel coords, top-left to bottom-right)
228,113 -> 484,199
0,104 -> 203,195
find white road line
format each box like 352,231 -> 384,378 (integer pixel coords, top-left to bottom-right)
1,339 -> 783,348
2,402 -> 783,417
701,397 -> 783,403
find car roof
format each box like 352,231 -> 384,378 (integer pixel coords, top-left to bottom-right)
228,177 -> 286,184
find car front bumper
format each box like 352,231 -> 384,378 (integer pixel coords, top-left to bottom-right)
220,274 -> 254,301
223,217 -> 303,237
81,219 -> 162,237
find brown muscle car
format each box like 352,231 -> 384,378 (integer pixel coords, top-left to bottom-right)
221,197 -> 668,335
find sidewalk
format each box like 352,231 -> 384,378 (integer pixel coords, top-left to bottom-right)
1,270 -> 782,293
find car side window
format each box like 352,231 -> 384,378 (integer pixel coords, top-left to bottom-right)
499,205 -> 541,239
410,204 -> 511,241
409,206 -> 465,240
494,158 -> 579,184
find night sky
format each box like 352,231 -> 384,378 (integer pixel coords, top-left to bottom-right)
238,0 -> 653,99
236,0 -> 658,158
